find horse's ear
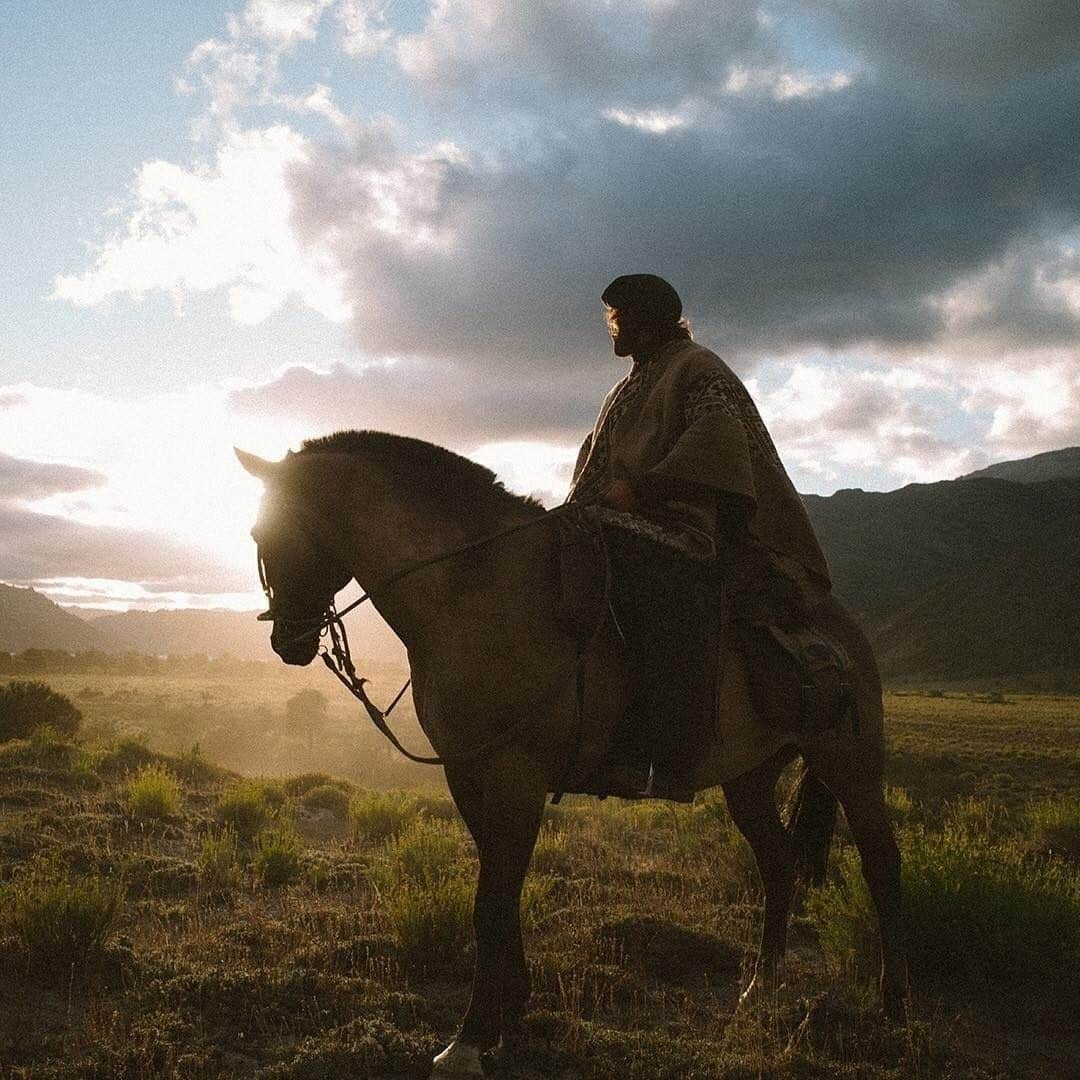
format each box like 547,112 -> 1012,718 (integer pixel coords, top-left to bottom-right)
234,448 -> 278,482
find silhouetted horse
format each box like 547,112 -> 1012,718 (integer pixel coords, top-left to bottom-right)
237,431 -> 905,1078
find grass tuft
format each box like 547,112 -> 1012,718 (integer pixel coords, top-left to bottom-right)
300,782 -> 350,816
0,858 -> 123,970
348,790 -> 417,844
1024,796 -> 1080,862
216,780 -> 273,842
198,827 -> 243,892
383,875 -> 473,971
808,825 -> 1080,994
368,817 -> 465,892
254,825 -> 303,887
127,763 -> 181,821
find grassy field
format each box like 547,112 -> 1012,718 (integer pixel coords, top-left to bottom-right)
0,680 -> 1078,1078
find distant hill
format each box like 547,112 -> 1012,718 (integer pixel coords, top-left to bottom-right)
4,446 -> 1079,685
0,584 -> 103,653
87,608 -> 276,661
961,445 -> 1080,484
804,472 -> 1080,686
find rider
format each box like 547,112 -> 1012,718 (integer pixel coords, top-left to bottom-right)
567,274 -> 832,800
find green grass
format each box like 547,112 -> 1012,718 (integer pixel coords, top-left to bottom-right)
215,780 -> 274,841
1023,795 -> 1080,861
808,811 -> 1080,998
347,789 -> 417,843
0,857 -> 123,971
1,689 -> 1079,1077
198,827 -> 243,892
253,824 -> 303,888
126,763 -> 182,821
300,782 -> 350,816
382,875 -> 474,971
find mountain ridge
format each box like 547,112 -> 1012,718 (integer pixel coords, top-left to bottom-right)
3,446 -> 1079,685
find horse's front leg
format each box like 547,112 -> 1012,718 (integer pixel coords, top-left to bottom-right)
432,755 -> 546,1079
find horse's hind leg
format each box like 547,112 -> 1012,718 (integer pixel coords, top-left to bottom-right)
723,750 -> 797,1003
805,741 -> 907,1016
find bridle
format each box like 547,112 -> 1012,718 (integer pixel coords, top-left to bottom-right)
254,503 -> 592,771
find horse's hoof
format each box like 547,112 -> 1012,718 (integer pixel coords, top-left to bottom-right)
736,964 -> 786,1012
431,1039 -> 484,1078
485,1031 -> 525,1072
882,986 -> 907,1022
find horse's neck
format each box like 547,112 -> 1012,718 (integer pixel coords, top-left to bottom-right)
339,479 -> 546,652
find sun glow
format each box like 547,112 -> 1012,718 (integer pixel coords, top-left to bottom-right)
0,381 -> 310,609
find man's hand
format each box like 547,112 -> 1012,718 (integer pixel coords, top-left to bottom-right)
602,478 -> 640,512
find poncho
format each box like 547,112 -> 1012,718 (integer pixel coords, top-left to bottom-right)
567,335 -> 831,598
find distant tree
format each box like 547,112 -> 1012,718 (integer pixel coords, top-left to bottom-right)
0,680 -> 82,741
285,688 -> 329,751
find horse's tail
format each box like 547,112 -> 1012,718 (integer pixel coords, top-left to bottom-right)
784,761 -> 837,886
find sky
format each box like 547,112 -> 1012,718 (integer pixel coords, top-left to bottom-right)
2,0 -> 1079,612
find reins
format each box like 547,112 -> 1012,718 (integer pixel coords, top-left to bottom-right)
264,504 -> 589,770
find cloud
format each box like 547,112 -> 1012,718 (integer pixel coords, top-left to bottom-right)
227,357 -> 604,446
394,0 -> 770,108
0,380 -> 308,600
288,56 -> 1080,368
0,453 -> 105,503
961,353 -> 1080,457
0,504 -> 247,590
52,125 -> 349,325
752,362 -> 984,489
338,0 -> 392,56
805,0 -> 1080,86
0,391 -> 27,410
48,0 -> 1080,516
241,0 -> 332,45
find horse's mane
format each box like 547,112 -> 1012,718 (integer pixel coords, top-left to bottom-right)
298,430 -> 545,517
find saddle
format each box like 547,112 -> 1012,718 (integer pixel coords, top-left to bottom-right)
556,509 -> 858,741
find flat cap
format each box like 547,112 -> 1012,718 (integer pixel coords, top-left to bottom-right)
601,274 -> 682,324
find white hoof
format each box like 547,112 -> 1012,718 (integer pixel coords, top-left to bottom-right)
431,1039 -> 484,1078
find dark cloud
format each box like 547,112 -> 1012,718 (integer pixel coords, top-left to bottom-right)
806,0 -> 1080,86
228,358 -> 607,446
0,505 -> 248,591
291,54 -> 1080,371
0,452 -> 106,502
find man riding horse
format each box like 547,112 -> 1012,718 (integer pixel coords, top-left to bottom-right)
569,274 -> 833,802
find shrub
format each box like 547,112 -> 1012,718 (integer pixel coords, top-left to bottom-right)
171,743 -> 223,784
301,783 -> 350,817
807,826 -> 1080,994
0,858 -> 123,969
283,771 -> 338,797
348,790 -> 417,844
216,781 -> 272,842
94,734 -> 156,777
198,828 -> 243,892
383,875 -> 473,970
254,825 -> 302,888
369,818 -> 466,893
127,764 -> 181,821
256,778 -> 289,810
0,680 -> 82,741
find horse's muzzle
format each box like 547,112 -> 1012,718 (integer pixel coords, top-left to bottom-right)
270,622 -> 321,666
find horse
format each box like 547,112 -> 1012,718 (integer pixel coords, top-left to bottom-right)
236,431 -> 905,1078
